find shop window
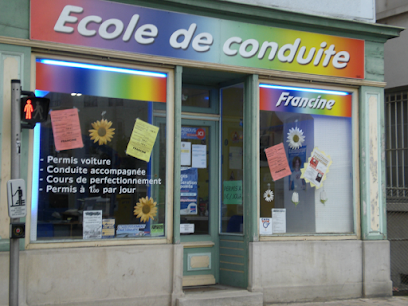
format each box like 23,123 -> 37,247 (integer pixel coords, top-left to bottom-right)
30,58 -> 168,241
221,84 -> 244,234
259,83 -> 354,235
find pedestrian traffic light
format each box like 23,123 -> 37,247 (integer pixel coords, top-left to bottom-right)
20,97 -> 50,124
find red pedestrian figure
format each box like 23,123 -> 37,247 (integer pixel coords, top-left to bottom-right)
24,99 -> 33,119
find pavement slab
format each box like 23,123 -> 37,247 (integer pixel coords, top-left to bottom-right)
266,296 -> 408,306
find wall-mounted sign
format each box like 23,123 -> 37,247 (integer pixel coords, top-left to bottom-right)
31,0 -> 364,79
260,84 -> 352,117
7,179 -> 26,218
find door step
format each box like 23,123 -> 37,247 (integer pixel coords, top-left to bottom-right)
177,285 -> 263,306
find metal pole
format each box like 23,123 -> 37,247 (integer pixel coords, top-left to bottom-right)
9,79 -> 21,306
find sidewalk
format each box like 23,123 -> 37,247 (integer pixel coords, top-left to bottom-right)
266,296 -> 408,306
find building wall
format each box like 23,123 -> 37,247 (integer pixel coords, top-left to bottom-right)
0,0 -> 401,305
0,0 -> 29,39
225,0 -> 376,23
0,244 -> 184,306
376,0 -> 407,89
249,240 -> 392,303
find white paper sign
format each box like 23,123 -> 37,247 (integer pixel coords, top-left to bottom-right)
7,179 -> 26,218
192,144 -> 206,168
83,210 -> 102,239
180,223 -> 195,234
259,218 -> 273,235
272,209 -> 286,233
181,141 -> 191,166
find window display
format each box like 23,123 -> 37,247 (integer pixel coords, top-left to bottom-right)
221,84 -> 244,234
259,83 -> 354,235
30,58 -> 168,241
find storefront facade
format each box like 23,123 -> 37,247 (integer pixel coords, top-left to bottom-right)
0,0 -> 402,305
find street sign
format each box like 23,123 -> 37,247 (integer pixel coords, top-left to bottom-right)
7,179 -> 26,218
20,96 -> 50,123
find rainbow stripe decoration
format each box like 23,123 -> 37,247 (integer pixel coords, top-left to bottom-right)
30,0 -> 364,79
35,59 -> 167,102
259,84 -> 352,117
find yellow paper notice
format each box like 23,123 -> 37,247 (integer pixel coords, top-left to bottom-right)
126,119 -> 159,162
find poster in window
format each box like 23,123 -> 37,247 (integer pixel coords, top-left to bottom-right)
181,141 -> 191,166
83,210 -> 102,239
192,144 -> 206,168
300,147 -> 332,189
126,118 -> 159,162
180,168 -> 198,215
264,143 -> 292,181
50,108 -> 84,151
288,146 -> 307,191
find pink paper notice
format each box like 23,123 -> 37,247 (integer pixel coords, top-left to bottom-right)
50,109 -> 84,151
265,143 -> 292,181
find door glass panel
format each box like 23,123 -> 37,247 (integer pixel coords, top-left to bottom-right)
180,125 -> 210,235
182,86 -> 210,108
220,84 -> 244,234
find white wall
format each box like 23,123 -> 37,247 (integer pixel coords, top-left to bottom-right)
377,0 -> 408,17
249,240 -> 392,303
0,244 -> 183,306
376,1 -> 408,89
224,0 -> 376,23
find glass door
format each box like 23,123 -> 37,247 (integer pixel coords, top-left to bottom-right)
180,119 -> 219,286
219,83 -> 248,288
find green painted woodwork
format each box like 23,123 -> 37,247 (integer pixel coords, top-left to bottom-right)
219,234 -> 246,288
183,246 -> 217,278
365,41 -> 385,82
244,75 -> 259,243
179,119 -> 220,281
173,66 -> 182,245
359,86 -> 387,240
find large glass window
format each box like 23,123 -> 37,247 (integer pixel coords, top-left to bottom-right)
30,58 -> 168,241
220,84 -> 244,234
259,83 -> 354,235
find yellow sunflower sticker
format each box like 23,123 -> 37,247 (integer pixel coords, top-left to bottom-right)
89,119 -> 115,145
134,197 -> 158,223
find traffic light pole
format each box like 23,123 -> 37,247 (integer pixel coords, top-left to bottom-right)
10,80 -> 21,306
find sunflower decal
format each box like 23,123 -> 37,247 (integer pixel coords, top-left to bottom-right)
134,197 -> 158,223
287,127 -> 305,150
89,119 -> 115,145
